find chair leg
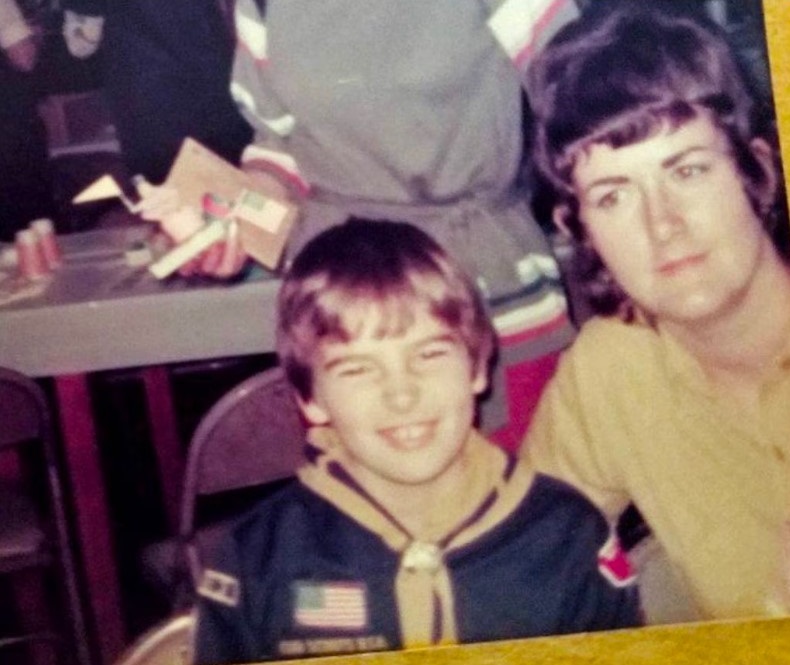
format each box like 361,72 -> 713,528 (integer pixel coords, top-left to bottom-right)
9,569 -> 59,665
49,460 -> 93,665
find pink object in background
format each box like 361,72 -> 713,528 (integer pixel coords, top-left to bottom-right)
30,218 -> 62,269
15,229 -> 49,281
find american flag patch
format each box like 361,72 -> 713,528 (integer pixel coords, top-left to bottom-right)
292,581 -> 368,630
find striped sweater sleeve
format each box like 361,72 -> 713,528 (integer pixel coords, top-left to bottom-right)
230,0 -> 310,195
484,0 -> 580,78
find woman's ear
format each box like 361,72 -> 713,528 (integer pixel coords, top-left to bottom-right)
749,137 -> 778,209
553,203 -> 590,247
552,204 -> 574,238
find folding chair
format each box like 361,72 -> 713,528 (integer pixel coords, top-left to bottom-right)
112,613 -> 193,665
0,367 -> 91,665
144,366 -> 307,608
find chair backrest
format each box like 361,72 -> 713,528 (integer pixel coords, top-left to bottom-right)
112,613 -> 193,665
178,366 -> 307,586
0,366 -> 92,665
0,367 -> 51,451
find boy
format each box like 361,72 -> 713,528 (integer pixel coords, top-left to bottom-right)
525,5 -> 790,620
138,0 -> 583,450
194,219 -> 639,664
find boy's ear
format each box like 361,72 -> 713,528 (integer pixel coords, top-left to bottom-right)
296,396 -> 331,426
472,369 -> 488,396
471,359 -> 489,396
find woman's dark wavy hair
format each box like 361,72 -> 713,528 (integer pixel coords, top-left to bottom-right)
528,4 -> 788,317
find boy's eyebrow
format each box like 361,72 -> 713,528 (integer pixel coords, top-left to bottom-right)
417,332 -> 461,346
320,332 -> 461,371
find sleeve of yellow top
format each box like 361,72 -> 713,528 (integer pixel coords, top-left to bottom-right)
523,344 -> 631,522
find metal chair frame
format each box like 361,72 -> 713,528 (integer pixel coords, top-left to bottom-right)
111,613 -> 193,665
176,365 -> 307,599
0,366 -> 91,665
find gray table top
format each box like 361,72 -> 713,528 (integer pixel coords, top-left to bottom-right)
0,225 -> 281,377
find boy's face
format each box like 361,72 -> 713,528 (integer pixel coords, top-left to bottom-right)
570,112 -> 774,327
299,304 -> 487,497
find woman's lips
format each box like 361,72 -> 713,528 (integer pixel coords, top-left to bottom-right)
657,253 -> 707,276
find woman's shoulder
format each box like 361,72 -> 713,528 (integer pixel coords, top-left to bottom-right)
548,316 -> 664,395
569,315 -> 659,361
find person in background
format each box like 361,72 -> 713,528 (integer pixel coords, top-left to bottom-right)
140,0 -> 583,450
0,0 -> 55,241
193,219 -> 640,664
524,4 -> 790,620
61,0 -> 252,183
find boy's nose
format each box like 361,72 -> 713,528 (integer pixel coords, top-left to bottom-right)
382,371 -> 419,413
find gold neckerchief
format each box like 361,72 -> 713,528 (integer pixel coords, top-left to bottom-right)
297,426 -> 535,648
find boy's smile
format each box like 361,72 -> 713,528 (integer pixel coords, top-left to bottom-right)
378,422 -> 436,451
571,112 -> 777,328
300,305 -> 487,503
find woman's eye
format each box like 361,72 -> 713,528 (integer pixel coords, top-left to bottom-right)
591,188 -> 626,210
674,163 -> 710,180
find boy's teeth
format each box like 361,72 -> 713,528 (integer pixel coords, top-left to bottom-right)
390,424 -> 429,442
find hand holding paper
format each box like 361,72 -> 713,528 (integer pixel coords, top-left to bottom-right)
72,138 -> 299,279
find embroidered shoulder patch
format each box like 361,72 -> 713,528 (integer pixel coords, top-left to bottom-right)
197,569 -> 241,607
292,581 -> 368,630
597,533 -> 637,588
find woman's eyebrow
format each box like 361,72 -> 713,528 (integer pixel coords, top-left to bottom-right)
582,175 -> 630,196
661,145 -> 715,169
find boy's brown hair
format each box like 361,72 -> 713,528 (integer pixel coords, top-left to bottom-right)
276,219 -> 495,401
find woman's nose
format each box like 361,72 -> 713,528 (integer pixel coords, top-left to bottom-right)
643,184 -> 685,243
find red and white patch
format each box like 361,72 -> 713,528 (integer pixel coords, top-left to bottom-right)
597,532 -> 637,588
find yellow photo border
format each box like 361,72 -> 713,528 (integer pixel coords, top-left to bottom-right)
765,0 -> 790,187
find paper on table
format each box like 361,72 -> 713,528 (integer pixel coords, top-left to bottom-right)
72,174 -> 140,212
148,220 -> 228,279
164,138 -> 298,270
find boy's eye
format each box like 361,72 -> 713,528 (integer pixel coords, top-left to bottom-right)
414,341 -> 455,364
332,361 -> 374,378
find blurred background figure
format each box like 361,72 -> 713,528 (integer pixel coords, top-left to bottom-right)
61,0 -> 252,184
0,0 -> 55,241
